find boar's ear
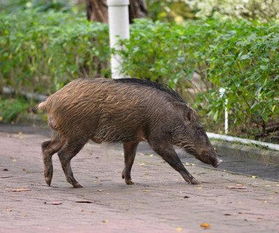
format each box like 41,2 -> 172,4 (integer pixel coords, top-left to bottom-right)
173,101 -> 198,122
186,107 -> 198,122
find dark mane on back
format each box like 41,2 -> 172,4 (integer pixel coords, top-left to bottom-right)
115,78 -> 185,103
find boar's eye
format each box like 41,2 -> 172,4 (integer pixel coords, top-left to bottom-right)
195,125 -> 208,142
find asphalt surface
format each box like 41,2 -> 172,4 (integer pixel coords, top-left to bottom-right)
178,150 -> 279,181
0,124 -> 279,233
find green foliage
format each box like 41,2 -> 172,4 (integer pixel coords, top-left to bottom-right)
0,10 -> 109,94
0,0 -> 73,13
0,97 -> 30,123
198,21 -> 279,129
187,0 -> 279,21
145,0 -> 279,22
146,0 -> 196,22
118,19 -> 279,133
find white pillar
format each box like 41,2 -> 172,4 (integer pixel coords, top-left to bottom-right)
107,0 -> 130,79
224,98 -> 228,134
219,88 -> 229,134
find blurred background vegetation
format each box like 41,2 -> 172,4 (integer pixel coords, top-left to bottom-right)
0,0 -> 278,142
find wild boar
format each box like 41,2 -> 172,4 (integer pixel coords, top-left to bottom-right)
37,78 -> 222,188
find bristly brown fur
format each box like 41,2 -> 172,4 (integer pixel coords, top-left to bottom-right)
41,78 -> 187,143
115,78 -> 185,103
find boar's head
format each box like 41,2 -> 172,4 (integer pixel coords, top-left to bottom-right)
173,103 -> 222,168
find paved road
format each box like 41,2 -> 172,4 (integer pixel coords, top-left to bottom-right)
0,125 -> 279,233
178,150 -> 279,181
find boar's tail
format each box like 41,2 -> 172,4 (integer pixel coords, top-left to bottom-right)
38,101 -> 48,111
31,105 -> 39,113
32,101 -> 48,113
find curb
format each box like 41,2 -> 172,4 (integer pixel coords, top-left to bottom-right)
212,140 -> 279,165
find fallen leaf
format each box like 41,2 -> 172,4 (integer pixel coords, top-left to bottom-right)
9,188 -> 31,192
251,176 -> 257,179
139,163 -> 145,166
97,189 -> 103,192
175,227 -> 183,232
3,168 -> 8,171
183,195 -> 190,199
198,172 -> 206,175
227,184 -> 247,190
224,213 -> 232,216
200,223 -> 210,229
44,201 -> 62,205
15,132 -> 24,139
75,200 -> 93,204
102,220 -> 109,224
0,176 -> 13,179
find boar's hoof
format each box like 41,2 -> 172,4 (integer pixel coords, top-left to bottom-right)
189,177 -> 200,185
44,168 -> 53,186
122,170 -> 134,185
73,183 -> 83,188
125,179 -> 134,185
45,177 -> 52,186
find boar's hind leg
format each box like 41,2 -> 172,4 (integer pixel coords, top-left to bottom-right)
149,140 -> 199,185
42,135 -> 64,186
57,138 -> 87,188
122,141 -> 139,185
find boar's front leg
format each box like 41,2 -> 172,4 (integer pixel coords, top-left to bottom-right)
149,139 -> 199,185
122,141 -> 139,185
57,138 -> 87,188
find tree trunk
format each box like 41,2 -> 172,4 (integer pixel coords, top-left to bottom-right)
86,0 -> 147,23
86,0 -> 108,23
128,0 -> 148,23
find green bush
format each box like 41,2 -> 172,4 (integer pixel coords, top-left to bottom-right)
187,0 -> 279,21
0,10 -> 109,94
0,0 -> 73,13
0,97 -> 30,123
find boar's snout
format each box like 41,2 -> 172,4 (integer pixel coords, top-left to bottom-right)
199,150 -> 222,168
212,157 -> 223,168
